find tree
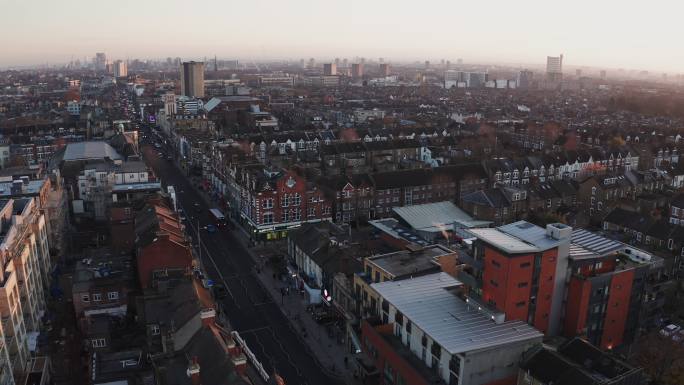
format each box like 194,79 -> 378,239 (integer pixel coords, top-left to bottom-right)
633,331 -> 684,385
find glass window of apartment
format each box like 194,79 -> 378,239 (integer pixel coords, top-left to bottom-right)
108,292 -> 119,300
93,293 -> 102,302
151,324 -> 160,335
92,338 -> 106,348
293,193 -> 301,206
263,213 -> 273,224
82,294 -> 90,303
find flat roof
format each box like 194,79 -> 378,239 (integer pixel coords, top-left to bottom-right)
369,245 -> 452,278
571,229 -> 623,256
371,273 -> 543,355
368,218 -> 429,246
392,201 -> 491,232
498,221 -> 561,251
467,228 -> 540,253
63,141 -> 123,161
111,182 -> 162,192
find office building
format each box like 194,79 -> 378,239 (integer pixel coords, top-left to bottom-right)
351,63 -> 364,78
323,63 -> 337,76
424,60 -> 430,69
112,60 -> 127,77
379,63 -> 390,77
444,71 -> 487,88
180,61 -> 205,98
546,55 -> 563,81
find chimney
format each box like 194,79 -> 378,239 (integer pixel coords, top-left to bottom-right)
188,357 -> 201,385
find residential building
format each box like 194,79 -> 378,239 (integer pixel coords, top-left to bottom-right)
0,198 -> 51,382
134,203 -> 192,289
518,338 -> 643,385
323,63 -> 337,76
362,272 -> 543,385
180,61 -> 205,98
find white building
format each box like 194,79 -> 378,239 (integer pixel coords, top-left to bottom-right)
367,273 -> 543,385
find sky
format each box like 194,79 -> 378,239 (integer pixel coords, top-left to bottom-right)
2,0 -> 683,73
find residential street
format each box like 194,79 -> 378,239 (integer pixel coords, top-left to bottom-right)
141,141 -> 343,385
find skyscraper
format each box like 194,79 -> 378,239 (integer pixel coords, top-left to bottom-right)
180,61 -> 205,98
323,63 -> 337,76
546,54 -> 563,81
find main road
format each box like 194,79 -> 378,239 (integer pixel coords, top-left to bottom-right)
140,140 -> 341,385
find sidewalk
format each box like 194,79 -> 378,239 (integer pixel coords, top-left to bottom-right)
191,183 -> 363,385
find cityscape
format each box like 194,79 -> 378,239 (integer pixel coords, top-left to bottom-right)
2,2 -> 684,385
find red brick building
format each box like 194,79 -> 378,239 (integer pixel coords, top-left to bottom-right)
238,166 -> 333,240
465,222 -> 667,349
135,203 -> 192,289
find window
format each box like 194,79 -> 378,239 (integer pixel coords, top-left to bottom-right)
308,207 -> 316,217
489,279 -> 499,287
492,260 -> 501,267
92,338 -> 106,348
516,301 -> 526,308
294,210 -> 301,221
151,324 -> 160,335
263,199 -> 273,209
263,213 -> 274,224
520,262 -> 531,268
108,292 -> 119,300
93,293 -> 102,302
282,194 -> 290,207
518,282 -> 529,288
282,211 -> 290,222
293,193 -> 301,206
81,294 -> 90,303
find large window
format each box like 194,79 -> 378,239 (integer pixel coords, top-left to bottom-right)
293,193 -> 301,206
92,338 -> 106,348
263,213 -> 274,224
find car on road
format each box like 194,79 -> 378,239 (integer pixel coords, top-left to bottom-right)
206,224 -> 217,233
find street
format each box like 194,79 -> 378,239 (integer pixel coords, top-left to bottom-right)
140,141 -> 341,385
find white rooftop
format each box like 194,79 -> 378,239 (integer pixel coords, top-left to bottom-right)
466,228 -> 540,253
571,229 -> 623,256
392,201 -> 491,232
371,273 -> 543,355
498,221 -> 562,250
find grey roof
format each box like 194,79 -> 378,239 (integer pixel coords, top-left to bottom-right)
467,228 -> 541,253
498,221 -> 562,251
571,229 -> 623,256
63,141 -> 123,161
371,273 -> 543,355
392,201 -> 491,232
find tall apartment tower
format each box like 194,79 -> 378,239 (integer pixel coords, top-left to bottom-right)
112,60 -> 127,77
180,61 -> 205,98
351,63 -> 364,78
323,63 -> 337,76
379,63 -> 390,77
546,54 -> 563,81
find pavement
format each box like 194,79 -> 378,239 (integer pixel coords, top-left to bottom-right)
141,139 -> 348,385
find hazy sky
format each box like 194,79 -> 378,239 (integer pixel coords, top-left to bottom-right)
2,0 -> 683,72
